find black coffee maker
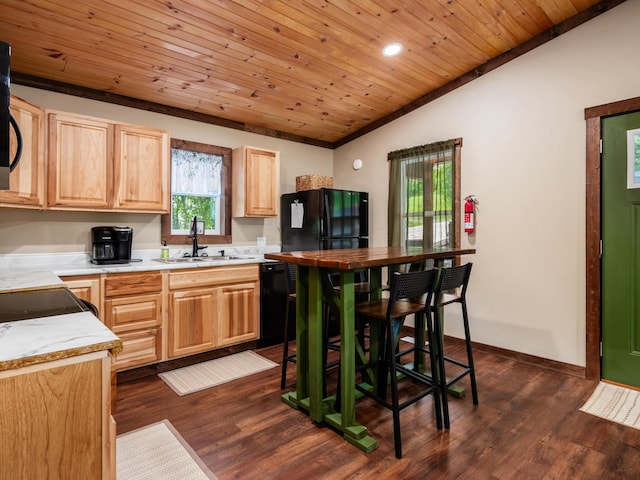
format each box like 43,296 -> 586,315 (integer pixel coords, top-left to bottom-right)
91,226 -> 133,264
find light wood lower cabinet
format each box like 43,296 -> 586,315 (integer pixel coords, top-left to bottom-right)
63,265 -> 260,370
0,352 -> 114,479
168,265 -> 260,359
217,281 -> 261,346
104,272 -> 163,371
169,287 -> 217,358
110,328 -> 162,370
63,274 -> 101,311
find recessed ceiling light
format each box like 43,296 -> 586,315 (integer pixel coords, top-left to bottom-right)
382,43 -> 403,57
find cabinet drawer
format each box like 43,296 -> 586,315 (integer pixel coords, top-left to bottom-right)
104,293 -> 161,333
105,272 -> 162,297
112,328 -> 162,371
169,264 -> 259,290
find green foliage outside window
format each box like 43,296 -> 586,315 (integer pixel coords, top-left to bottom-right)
407,161 -> 452,228
171,195 -> 217,232
170,146 -> 222,235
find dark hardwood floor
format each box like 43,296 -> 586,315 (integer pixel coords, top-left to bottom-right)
114,337 -> 640,479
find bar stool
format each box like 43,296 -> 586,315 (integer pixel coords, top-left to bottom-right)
354,268 -> 444,459
431,262 -> 478,428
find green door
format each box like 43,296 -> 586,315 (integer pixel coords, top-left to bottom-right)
602,111 -> 640,388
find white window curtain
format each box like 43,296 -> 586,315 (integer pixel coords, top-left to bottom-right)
387,139 -> 457,249
171,148 -> 221,196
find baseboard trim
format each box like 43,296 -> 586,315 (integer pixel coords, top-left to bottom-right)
444,334 -> 586,378
401,325 -> 586,378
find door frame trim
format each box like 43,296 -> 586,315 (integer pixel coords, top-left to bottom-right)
585,96 -> 640,380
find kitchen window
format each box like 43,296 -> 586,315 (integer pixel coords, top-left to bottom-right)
161,139 -> 232,245
387,138 -> 461,252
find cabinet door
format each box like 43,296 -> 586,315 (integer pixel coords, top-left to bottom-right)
62,275 -> 101,316
217,280 -> 259,346
48,111 -> 113,209
169,288 -> 217,358
233,146 -> 280,217
0,356 -> 106,479
114,124 -> 169,212
0,96 -> 45,208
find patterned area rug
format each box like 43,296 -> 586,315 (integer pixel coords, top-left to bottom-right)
580,382 -> 640,430
159,350 -> 278,396
116,420 -> 217,480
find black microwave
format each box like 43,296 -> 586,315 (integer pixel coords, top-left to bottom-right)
0,40 -> 22,190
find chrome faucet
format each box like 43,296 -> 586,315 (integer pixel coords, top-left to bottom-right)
190,215 -> 208,257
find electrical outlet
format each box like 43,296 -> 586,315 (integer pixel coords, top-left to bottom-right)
190,221 -> 205,235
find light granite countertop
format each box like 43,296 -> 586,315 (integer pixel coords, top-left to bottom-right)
0,245 -> 280,276
0,267 -> 123,371
0,312 -> 122,371
0,270 -> 64,293
0,245 -> 280,371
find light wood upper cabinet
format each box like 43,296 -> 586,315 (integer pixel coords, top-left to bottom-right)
47,111 -> 113,209
114,124 -> 169,212
47,110 -> 169,213
232,146 -> 280,217
0,95 -> 45,208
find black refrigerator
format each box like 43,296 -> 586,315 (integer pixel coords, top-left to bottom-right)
280,188 -> 368,251
259,188 -> 368,347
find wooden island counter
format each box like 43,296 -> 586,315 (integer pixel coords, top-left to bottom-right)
264,246 -> 475,453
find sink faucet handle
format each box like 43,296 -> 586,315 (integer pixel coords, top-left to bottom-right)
218,249 -> 225,257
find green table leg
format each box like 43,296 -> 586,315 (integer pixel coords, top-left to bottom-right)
307,267 -> 324,422
325,270 -> 378,452
282,266 -> 379,453
295,265 -> 309,402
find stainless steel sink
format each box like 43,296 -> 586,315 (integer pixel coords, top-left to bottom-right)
152,257 -> 209,263
152,255 -> 252,264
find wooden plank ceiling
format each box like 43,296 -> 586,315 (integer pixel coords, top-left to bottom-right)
1,0 -> 623,148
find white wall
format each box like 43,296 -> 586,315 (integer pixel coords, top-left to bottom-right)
3,85 -> 333,254
333,1 -> 640,367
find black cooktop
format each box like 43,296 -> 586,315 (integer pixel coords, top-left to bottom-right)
0,288 -> 88,323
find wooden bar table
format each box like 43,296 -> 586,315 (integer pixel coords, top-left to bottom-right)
265,246 -> 475,453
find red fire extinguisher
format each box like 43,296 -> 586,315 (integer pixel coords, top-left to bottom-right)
464,195 -> 476,234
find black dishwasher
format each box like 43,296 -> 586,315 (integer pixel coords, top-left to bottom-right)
259,261 -> 291,347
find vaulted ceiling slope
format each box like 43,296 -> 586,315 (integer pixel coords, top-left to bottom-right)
2,0 -> 625,148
